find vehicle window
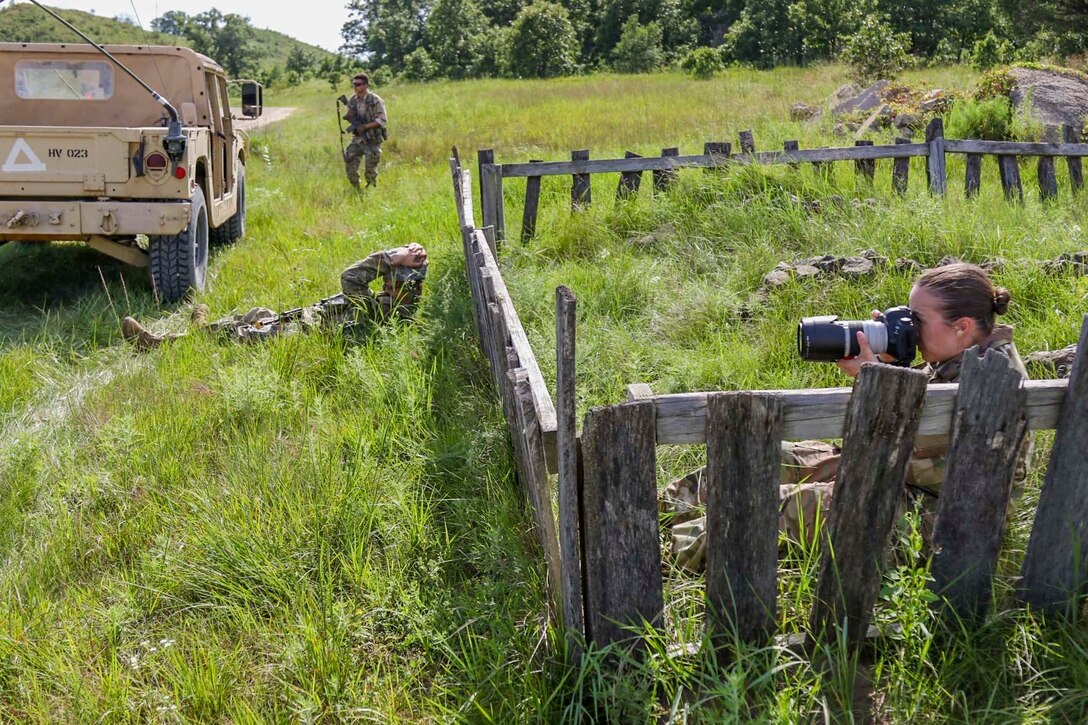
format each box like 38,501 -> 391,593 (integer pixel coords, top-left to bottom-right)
15,60 -> 114,100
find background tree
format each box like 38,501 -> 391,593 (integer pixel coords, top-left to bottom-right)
507,1 -> 578,77
149,10 -> 189,36
342,0 -> 428,71
286,47 -> 316,79
611,16 -> 664,72
423,0 -> 490,78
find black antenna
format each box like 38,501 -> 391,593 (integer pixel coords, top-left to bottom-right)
15,0 -> 187,163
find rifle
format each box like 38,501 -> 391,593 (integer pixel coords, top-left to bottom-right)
335,95 -> 347,161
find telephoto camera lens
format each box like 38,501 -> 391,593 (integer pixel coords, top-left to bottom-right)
797,316 -> 889,361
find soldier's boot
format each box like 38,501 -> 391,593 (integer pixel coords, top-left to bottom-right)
121,316 -> 168,351
365,179 -> 376,188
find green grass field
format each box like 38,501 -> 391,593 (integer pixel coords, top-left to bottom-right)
1,65 -> 1087,721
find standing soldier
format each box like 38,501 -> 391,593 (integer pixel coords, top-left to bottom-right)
342,73 -> 387,189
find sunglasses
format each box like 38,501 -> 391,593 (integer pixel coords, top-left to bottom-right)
353,81 -> 366,87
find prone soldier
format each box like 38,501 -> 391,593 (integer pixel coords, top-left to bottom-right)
122,244 -> 428,349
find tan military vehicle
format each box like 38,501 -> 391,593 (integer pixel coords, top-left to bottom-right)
0,42 -> 263,301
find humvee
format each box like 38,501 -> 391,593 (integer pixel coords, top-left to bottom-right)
0,42 -> 262,301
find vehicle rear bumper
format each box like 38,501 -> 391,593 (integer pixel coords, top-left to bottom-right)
0,199 -> 189,240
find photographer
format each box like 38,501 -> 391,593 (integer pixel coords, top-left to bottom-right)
663,262 -> 1032,572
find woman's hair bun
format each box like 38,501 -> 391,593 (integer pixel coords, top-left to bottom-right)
992,288 -> 1011,315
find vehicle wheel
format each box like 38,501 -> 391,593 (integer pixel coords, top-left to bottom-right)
149,187 -> 209,303
210,163 -> 246,246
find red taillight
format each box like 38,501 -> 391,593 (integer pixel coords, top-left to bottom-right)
174,166 -> 186,179
145,151 -> 168,169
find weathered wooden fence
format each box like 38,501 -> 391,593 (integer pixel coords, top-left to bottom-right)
455,144 -> 1088,673
476,121 -> 1088,243
450,150 -> 566,625
556,312 -> 1088,663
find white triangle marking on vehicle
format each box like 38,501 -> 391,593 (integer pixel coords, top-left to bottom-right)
2,138 -> 47,172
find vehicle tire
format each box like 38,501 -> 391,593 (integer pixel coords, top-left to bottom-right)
210,163 -> 246,246
149,187 -> 209,303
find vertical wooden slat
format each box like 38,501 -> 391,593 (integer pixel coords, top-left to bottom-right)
1019,315 -> 1088,613
1064,125 -> 1083,192
893,138 -> 910,195
929,348 -> 1028,621
626,383 -> 654,401
508,368 -> 565,623
556,286 -> 585,656
480,163 -> 498,236
581,401 -> 663,652
998,155 -> 1023,202
926,118 -> 947,196
571,149 -> 591,210
783,140 -> 799,170
481,224 -> 497,269
477,148 -> 493,219
704,142 -> 731,172
965,154 -> 982,198
854,140 -> 875,182
616,151 -> 643,200
705,393 -> 782,650
1038,156 -> 1058,201
521,159 -> 543,243
653,147 -> 679,192
739,130 -> 755,154
810,364 -> 929,649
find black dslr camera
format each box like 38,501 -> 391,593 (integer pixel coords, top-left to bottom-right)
797,305 -> 917,366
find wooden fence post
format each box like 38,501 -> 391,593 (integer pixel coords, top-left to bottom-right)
1038,156 -> 1058,201
521,159 -> 543,243
739,130 -> 756,154
926,118 -> 947,196
1064,124 -> 1083,192
480,164 -> 506,244
929,348 -> 1028,621
783,140 -> 800,170
705,393 -> 782,652
854,140 -> 875,183
556,286 -> 585,657
477,148 -> 493,219
581,401 -> 663,653
893,138 -> 910,195
572,149 -> 591,210
998,155 -> 1023,202
704,142 -> 731,173
965,154 -> 983,198
1018,315 -> 1088,613
809,364 -> 929,649
616,151 -> 643,200
653,147 -> 679,192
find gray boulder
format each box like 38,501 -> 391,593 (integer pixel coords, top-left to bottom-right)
832,80 -> 891,117
1008,67 -> 1088,138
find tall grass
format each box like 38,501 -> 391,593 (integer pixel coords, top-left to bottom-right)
0,65 -> 1086,720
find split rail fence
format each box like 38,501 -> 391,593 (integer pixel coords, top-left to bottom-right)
454,146 -> 1088,670
477,120 -> 1088,244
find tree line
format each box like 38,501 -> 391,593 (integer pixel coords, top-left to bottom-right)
338,0 -> 1088,80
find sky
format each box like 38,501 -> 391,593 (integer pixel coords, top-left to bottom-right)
23,0 -> 351,53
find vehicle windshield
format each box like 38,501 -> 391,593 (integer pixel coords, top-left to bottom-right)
14,59 -> 114,100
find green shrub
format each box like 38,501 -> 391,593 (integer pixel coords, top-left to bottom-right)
841,15 -> 910,84
680,46 -> 724,79
975,66 -> 1015,99
611,15 -> 664,73
970,31 -> 1013,70
402,47 -> 438,82
507,2 -> 578,78
945,96 -> 1012,140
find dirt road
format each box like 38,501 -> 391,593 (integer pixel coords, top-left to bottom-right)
233,106 -> 296,132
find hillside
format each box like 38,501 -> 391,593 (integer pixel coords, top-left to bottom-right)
0,3 -> 340,69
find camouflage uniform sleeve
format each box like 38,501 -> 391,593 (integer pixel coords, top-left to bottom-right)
368,94 -> 387,128
340,249 -> 395,297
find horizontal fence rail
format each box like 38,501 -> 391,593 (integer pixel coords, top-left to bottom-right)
652,378 -> 1068,445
